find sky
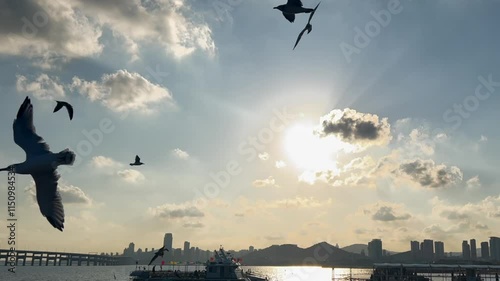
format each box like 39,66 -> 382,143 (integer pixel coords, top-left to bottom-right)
0,0 -> 500,255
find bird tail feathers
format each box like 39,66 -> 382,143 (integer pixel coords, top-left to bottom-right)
57,149 -> 76,166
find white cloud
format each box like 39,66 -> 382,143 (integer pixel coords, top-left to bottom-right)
258,152 -> 269,161
91,156 -> 122,169
172,148 -> 189,160
252,176 -> 279,188
117,169 -> 145,183
466,176 -> 481,190
71,70 -> 175,114
16,74 -> 65,100
275,160 -> 286,168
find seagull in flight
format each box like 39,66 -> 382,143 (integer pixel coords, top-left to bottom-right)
274,0 -> 315,23
293,2 -> 321,50
130,155 -> 144,166
148,246 -> 169,266
0,97 -> 76,231
53,101 -> 74,120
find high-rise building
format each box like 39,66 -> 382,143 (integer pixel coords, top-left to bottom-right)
249,246 -> 255,252
184,241 -> 191,261
368,239 -> 383,260
462,240 -> 471,260
490,237 -> 500,261
422,240 -> 434,261
164,233 -> 173,250
410,241 -> 420,259
434,241 -> 445,260
481,242 -> 489,259
470,239 -> 477,259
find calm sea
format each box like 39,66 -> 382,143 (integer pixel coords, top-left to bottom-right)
0,265 -> 373,281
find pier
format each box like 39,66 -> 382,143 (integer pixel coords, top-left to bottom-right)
0,249 -> 134,266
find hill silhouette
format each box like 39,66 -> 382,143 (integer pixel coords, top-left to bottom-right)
241,242 -> 372,266
341,244 -> 368,254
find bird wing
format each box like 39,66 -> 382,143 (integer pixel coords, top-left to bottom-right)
54,101 -> 74,120
14,97 -> 51,159
148,253 -> 159,265
135,155 -> 140,162
307,1 -> 321,25
287,0 -> 303,7
64,102 -> 74,120
293,25 -> 308,50
32,170 -> 65,231
53,101 -> 64,113
282,12 -> 295,23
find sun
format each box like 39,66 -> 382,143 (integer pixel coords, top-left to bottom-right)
284,124 -> 342,172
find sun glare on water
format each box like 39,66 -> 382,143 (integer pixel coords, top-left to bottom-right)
284,124 -> 351,173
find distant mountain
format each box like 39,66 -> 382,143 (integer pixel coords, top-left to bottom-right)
342,244 -> 368,254
241,242 -> 372,267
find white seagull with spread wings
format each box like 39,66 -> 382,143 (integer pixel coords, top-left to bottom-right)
0,97 -> 76,231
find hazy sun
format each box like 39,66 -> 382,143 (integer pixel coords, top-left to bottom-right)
284,124 -> 344,172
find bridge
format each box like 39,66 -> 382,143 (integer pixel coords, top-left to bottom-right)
0,249 -> 135,266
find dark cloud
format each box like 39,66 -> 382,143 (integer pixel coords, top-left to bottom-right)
371,206 -> 411,221
316,108 -> 391,147
441,210 -> 468,220
395,159 -> 463,188
151,205 -> 204,219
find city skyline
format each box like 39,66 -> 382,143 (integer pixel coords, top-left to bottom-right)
0,1 -> 500,254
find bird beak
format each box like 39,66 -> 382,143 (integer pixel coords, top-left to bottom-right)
0,167 -> 9,172
273,6 -> 277,9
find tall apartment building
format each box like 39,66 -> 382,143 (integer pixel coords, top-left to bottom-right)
368,239 -> 383,260
434,241 -> 445,260
470,239 -> 477,259
462,240 -> 471,260
422,240 -> 434,261
481,241 -> 489,259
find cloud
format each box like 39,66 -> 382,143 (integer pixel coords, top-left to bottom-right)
149,202 -> 204,219
466,176 -> 481,190
16,74 -> 65,100
480,135 -> 488,142
394,159 -> 463,188
258,152 -> 269,161
70,70 -> 175,114
182,222 -> 204,228
0,0 -> 103,68
372,206 -> 411,222
0,0 -> 215,68
275,161 -> 286,168
271,197 -> 332,209
68,0 -> 216,60
363,202 -> 411,222
316,108 -> 392,148
26,182 -> 92,206
172,148 -> 189,160
91,156 -> 122,169
117,169 -> 145,183
252,176 -> 279,188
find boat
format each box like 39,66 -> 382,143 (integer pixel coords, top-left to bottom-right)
129,246 -> 268,281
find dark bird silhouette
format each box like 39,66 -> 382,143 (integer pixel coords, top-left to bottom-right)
53,101 -> 74,120
293,2 -> 321,50
274,0 -> 315,23
130,155 -> 144,166
148,246 -> 169,266
0,97 -> 76,231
